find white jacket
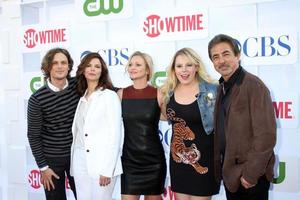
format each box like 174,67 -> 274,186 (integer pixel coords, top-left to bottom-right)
70,88 -> 124,178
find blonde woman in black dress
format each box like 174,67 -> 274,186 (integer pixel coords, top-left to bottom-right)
117,51 -> 166,200
161,48 -> 220,200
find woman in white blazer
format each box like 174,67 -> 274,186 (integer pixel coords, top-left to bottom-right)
70,52 -> 123,200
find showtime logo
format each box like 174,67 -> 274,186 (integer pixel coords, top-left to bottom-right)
273,101 -> 293,119
28,170 -> 41,189
141,9 -> 208,41
161,186 -> 175,200
28,169 -> 71,190
22,25 -> 69,52
23,28 -> 66,48
271,93 -> 298,128
143,14 -> 204,38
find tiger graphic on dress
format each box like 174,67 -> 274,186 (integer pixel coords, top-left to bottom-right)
167,108 -> 208,174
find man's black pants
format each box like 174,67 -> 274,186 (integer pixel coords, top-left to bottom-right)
225,175 -> 270,200
44,157 -> 77,200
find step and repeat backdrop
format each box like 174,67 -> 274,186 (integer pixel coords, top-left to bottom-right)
0,0 -> 299,199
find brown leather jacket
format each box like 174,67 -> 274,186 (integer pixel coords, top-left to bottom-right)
214,68 -> 276,192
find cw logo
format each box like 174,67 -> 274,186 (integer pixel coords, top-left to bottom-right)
151,71 -> 167,88
30,76 -> 44,93
83,0 -> 123,16
273,161 -> 286,184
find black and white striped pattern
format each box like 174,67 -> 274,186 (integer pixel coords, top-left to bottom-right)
27,78 -> 80,168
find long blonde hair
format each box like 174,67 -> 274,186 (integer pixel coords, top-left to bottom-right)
160,47 -> 215,104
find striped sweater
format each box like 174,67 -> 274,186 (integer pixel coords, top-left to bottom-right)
27,78 -> 80,168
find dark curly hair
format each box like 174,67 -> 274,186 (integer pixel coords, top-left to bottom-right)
41,47 -> 73,80
76,52 -> 113,96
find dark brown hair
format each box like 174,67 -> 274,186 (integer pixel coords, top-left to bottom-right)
41,47 -> 73,80
208,34 -> 241,60
76,52 -> 113,96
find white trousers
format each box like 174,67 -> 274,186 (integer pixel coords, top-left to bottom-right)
73,148 -> 116,200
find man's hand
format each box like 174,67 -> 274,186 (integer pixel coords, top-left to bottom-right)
240,176 -> 255,189
40,168 -> 60,191
99,175 -> 111,187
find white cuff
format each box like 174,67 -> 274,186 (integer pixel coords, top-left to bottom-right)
39,165 -> 49,171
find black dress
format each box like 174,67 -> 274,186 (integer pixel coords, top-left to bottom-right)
121,85 -> 166,195
167,95 -> 219,196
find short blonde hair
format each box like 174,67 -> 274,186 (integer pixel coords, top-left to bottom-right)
126,51 -> 153,81
161,47 -> 215,104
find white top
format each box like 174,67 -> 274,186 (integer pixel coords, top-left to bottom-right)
70,88 -> 124,178
74,92 -> 95,149
47,78 -> 69,91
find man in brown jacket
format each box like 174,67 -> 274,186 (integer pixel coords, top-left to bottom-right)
208,34 -> 276,200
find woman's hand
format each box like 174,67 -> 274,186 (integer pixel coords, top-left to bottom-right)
99,175 -> 111,187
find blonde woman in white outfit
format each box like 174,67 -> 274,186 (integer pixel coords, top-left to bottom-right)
70,52 -> 124,200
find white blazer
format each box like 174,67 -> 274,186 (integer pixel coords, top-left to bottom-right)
70,88 -> 124,178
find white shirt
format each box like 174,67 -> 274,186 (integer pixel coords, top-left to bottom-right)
74,92 -> 95,149
47,78 -> 69,92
